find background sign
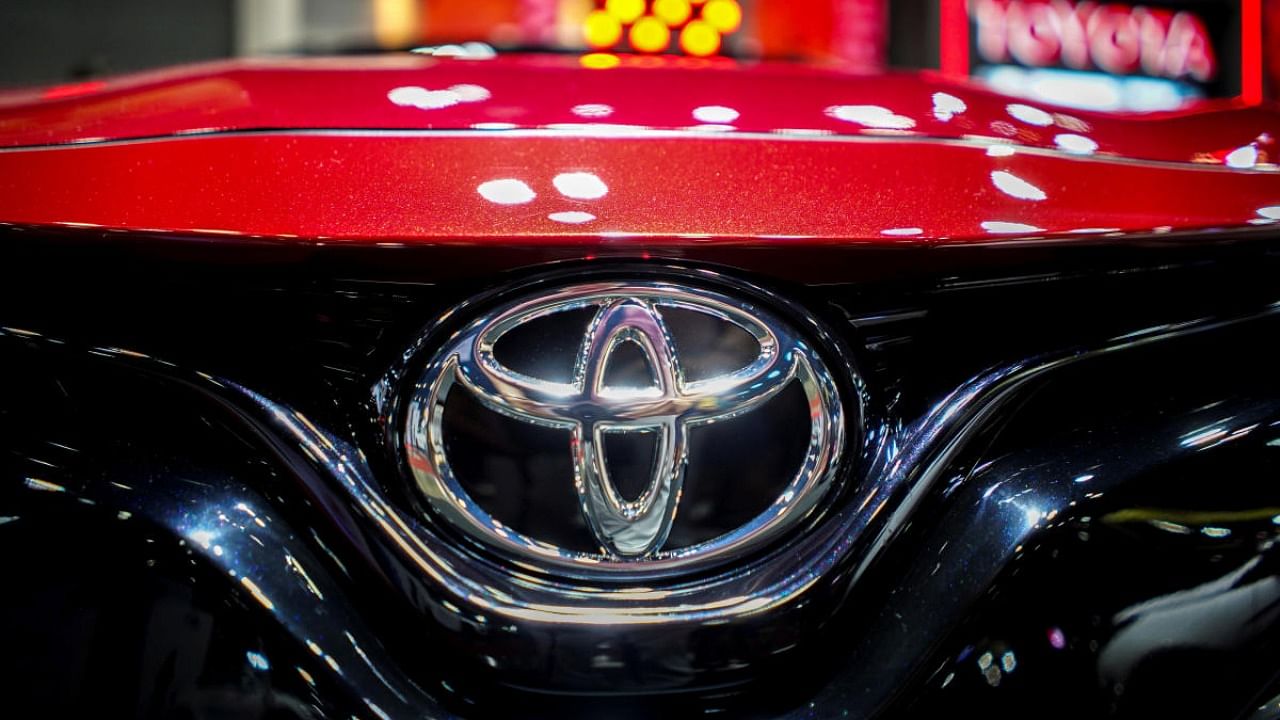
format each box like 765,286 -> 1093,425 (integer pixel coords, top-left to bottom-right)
967,0 -> 1245,109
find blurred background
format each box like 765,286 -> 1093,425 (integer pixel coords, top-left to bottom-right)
0,0 -> 1274,110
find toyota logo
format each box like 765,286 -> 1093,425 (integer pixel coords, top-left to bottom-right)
404,279 -> 845,575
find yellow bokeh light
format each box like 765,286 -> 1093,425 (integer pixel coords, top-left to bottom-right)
653,0 -> 692,26
605,0 -> 646,24
701,0 -> 742,33
372,0 -> 419,48
679,19 -> 720,56
629,15 -> 671,53
580,52 -> 621,69
583,9 -> 623,48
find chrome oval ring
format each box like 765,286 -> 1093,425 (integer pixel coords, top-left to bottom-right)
404,280 -> 845,576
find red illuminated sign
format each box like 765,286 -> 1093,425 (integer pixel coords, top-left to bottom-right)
971,0 -> 1218,82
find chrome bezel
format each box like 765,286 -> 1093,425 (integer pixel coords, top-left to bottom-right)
403,279 -> 846,576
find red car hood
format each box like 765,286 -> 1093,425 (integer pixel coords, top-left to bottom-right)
0,54 -> 1276,162
0,54 -> 1277,247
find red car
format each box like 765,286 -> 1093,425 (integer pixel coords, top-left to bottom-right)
1,52 -> 1279,719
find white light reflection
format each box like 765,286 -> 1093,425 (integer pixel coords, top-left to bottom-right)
240,577 -> 275,610
1226,144 -> 1259,169
1150,519 -> 1192,534
543,123 -> 649,135
693,105 -> 739,123
1007,103 -> 1054,126
410,42 -> 496,59
286,553 -> 326,599
572,103 -> 614,118
978,651 -> 1002,686
1257,206 -> 1280,219
881,227 -> 923,236
365,699 -> 392,720
388,84 -> 489,110
772,128 -> 834,136
549,211 -> 597,224
448,83 -> 490,102
1001,651 -> 1017,672
1048,627 -> 1067,649
1055,133 -> 1098,155
553,172 -> 608,200
986,144 -> 1016,157
932,92 -> 966,121
1180,426 -> 1227,448
477,179 -> 536,205
825,105 -> 916,130
991,171 -> 1046,201
388,86 -> 460,110
24,477 -> 65,492
246,651 -> 270,671
982,220 -> 1045,234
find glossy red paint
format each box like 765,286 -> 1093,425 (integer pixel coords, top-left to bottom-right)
0,55 -> 1276,247
0,54 -> 1275,163
2,130 -> 1278,245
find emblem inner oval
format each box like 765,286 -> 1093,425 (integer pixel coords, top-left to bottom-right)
404,280 -> 845,575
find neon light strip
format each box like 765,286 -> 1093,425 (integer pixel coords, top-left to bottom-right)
1241,0 -> 1263,104
939,0 -> 970,77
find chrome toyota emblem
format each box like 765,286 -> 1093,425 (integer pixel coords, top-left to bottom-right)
404,280 -> 845,575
